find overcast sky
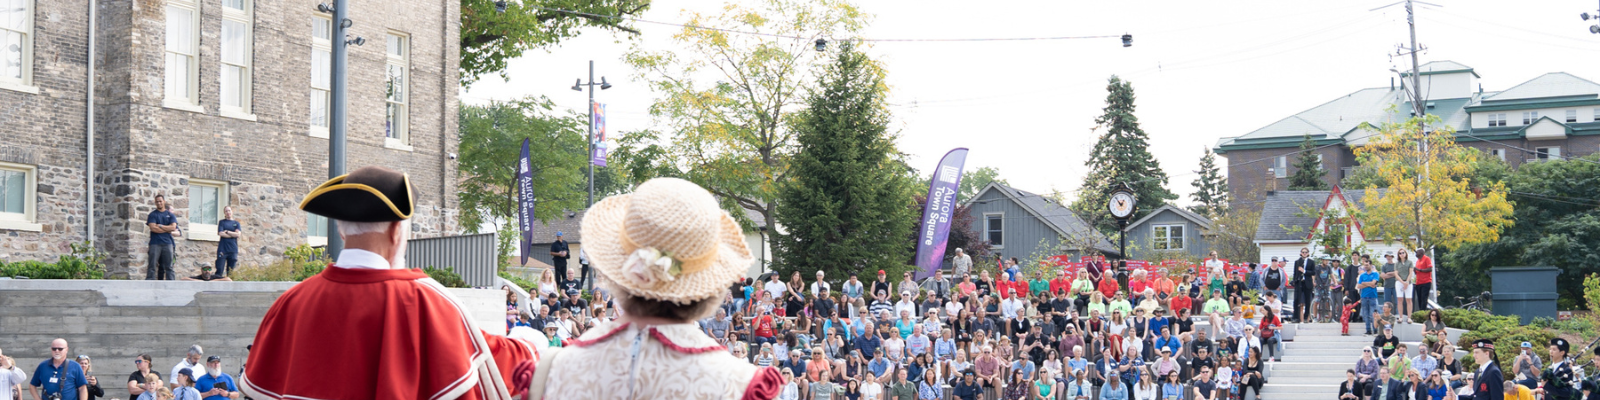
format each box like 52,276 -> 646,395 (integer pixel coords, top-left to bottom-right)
462,0 -> 1600,206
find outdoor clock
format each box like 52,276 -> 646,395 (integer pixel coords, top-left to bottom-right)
1108,189 -> 1136,220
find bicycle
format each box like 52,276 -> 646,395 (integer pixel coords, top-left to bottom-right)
1452,291 -> 1491,312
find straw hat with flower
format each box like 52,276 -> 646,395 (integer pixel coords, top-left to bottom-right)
581,178 -> 753,304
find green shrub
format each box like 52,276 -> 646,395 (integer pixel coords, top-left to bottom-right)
1413,308 -> 1517,331
422,266 -> 468,288
0,253 -> 105,279
1553,317 -> 1598,339
230,244 -> 329,282
1458,316 -> 1555,371
229,260 -> 300,282
498,271 -> 536,293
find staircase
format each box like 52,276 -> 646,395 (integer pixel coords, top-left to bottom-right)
1262,323 -> 1365,398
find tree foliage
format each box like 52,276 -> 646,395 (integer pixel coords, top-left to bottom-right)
1448,154 -> 1600,306
1189,148 -> 1229,219
908,194 -> 992,271
1353,115 -> 1514,252
457,97 -> 588,234
1071,76 -> 1177,232
459,0 -> 650,86
1209,206 -> 1261,262
1288,134 -> 1330,190
772,42 -> 915,280
622,0 -> 867,232
958,166 -> 1009,204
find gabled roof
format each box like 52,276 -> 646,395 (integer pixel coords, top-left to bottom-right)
1483,72 -> 1600,103
1123,205 -> 1214,232
969,182 -> 1120,255
530,209 -> 586,244
1254,189 -> 1373,242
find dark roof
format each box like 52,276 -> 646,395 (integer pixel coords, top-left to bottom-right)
1254,189 -> 1375,242
984,183 -> 1120,255
530,209 -> 586,244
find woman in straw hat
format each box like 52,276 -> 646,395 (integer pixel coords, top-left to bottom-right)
527,178 -> 782,399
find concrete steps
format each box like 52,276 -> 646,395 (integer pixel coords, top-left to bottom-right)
1261,323 -> 1357,398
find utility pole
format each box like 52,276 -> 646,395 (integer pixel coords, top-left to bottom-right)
318,0 -> 365,259
572,60 -> 612,207
1402,0 -> 1435,307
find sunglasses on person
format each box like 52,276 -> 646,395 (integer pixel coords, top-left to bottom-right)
50,347 -> 65,351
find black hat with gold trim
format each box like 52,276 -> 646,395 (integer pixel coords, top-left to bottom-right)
299,166 -> 414,222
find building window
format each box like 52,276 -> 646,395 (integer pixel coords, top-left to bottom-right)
1487,113 -> 1507,127
1490,148 -> 1505,161
1273,156 -> 1287,178
1536,146 -> 1562,160
187,179 -> 227,241
384,32 -> 409,147
1522,111 -> 1540,125
1594,108 -> 1599,122
0,0 -> 34,91
0,162 -> 39,231
984,213 -> 1004,248
164,0 -> 200,109
1152,224 -> 1185,250
309,16 -> 331,137
307,213 -> 328,246
219,0 -> 252,117
1568,109 -> 1579,123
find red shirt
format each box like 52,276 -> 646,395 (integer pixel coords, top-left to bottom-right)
1169,295 -> 1193,315
1414,255 -> 1434,284
1130,279 -> 1149,295
754,315 -> 775,338
1098,277 -> 1120,299
996,280 -> 1013,299
1050,277 -> 1072,295
1015,280 -> 1032,298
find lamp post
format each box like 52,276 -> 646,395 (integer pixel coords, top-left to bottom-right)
316,0 -> 365,259
572,60 -> 612,207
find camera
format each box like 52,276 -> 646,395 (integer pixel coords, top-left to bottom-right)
48,392 -> 61,400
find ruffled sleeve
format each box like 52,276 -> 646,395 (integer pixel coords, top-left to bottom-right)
742,366 -> 783,400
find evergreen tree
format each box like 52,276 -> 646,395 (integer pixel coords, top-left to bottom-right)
1189,148 -> 1229,219
1289,134 -> 1331,190
1071,76 -> 1178,231
773,43 -> 915,281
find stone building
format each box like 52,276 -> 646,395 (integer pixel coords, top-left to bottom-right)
1215,61 -> 1600,211
0,0 -> 462,277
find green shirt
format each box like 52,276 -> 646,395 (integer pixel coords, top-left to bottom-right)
1203,298 -> 1231,315
1030,279 -> 1050,296
1072,279 -> 1095,295
1109,299 -> 1133,316
888,381 -> 918,400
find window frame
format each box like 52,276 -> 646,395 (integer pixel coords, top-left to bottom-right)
0,161 -> 40,232
1151,224 -> 1185,251
984,212 -> 1004,249
383,31 -> 411,150
1486,113 -> 1506,127
307,212 -> 328,246
1522,111 -> 1539,125
185,178 -> 228,242
1536,146 -> 1562,160
0,0 -> 37,93
218,0 -> 253,119
1273,156 -> 1287,178
309,15 -> 332,138
163,0 -> 202,112
1490,148 -> 1505,161
1567,109 -> 1578,123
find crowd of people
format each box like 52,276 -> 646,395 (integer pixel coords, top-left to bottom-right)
0,340 -> 242,400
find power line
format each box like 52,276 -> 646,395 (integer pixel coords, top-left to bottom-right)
529,6 -> 1124,43
1505,190 -> 1600,207
1452,130 -> 1600,166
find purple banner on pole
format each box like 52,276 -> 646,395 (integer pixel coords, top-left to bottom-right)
914,148 -> 969,280
591,102 -> 608,166
518,138 -> 535,266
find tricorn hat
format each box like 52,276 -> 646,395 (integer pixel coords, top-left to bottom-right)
300,166 -> 414,222
581,178 -> 753,304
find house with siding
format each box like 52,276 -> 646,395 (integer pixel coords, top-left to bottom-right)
1253,187 -> 1405,264
962,183 -> 1120,263
1121,205 -> 1214,261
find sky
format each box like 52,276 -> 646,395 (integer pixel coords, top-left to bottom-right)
462,0 -> 1600,207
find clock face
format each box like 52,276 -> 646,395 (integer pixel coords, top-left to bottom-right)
1109,191 -> 1136,219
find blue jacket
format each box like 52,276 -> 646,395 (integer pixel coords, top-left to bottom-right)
1100,381 -> 1130,400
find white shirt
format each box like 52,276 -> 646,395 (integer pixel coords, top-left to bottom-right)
811,281 -> 830,298
1205,259 -> 1226,277
333,248 -> 390,269
765,281 -> 788,300
171,359 -> 201,386
895,300 -> 918,320
860,381 -> 884,399
1001,298 -> 1025,319
0,365 -> 25,400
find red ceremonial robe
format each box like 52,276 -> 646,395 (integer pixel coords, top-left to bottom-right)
241,266 -> 537,400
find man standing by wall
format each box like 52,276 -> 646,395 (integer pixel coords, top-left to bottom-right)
549,232 -> 570,287
146,194 -> 179,280
30,339 -> 86,400
215,207 -> 242,278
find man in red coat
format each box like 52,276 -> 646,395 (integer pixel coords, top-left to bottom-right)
241,166 -> 539,400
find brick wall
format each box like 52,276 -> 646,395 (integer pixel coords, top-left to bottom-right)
0,0 -> 462,277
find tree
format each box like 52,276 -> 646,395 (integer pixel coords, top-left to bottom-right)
1071,76 -> 1177,231
459,0 -> 650,86
772,42 -> 915,280
1288,134 -> 1330,190
456,97 -> 588,235
1189,148 -> 1229,219
623,0 -> 867,233
958,166 -> 1009,204
1209,206 -> 1261,262
1447,154 -> 1600,307
1353,114 -> 1514,253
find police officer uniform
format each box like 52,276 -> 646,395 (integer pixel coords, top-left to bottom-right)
1547,338 -> 1581,400
1469,339 -> 1504,400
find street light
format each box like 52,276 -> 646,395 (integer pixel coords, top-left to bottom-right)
573,61 -> 613,208
1122,33 -> 1133,47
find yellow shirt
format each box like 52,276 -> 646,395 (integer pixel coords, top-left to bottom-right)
1504,384 -> 1535,400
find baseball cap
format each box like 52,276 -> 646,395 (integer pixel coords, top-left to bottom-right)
556,231 -> 563,236
566,289 -> 580,296
178,368 -> 195,381
1384,251 -> 1395,257
1522,342 -> 1533,348
878,270 -> 885,275
1270,256 -> 1279,262
207,355 -> 221,362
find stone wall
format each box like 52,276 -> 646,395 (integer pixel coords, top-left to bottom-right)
0,279 -> 505,400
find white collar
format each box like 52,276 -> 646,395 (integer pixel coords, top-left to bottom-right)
1479,360 -> 1492,373
334,249 -> 391,270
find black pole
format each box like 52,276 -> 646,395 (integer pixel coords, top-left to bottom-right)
1118,219 -> 1127,260
586,60 -> 595,208
326,0 -> 351,260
